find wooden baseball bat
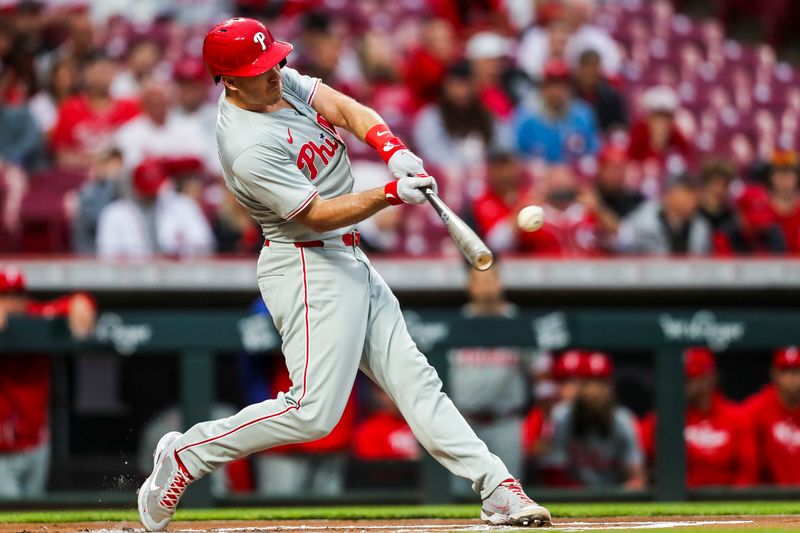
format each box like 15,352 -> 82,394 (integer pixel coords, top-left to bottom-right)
423,188 -> 494,271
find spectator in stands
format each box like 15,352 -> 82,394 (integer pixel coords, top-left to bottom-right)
561,0 -> 622,75
405,18 -> 458,109
698,157 -> 737,232
28,58 -> 80,136
413,61 -> 508,169
353,386 -> 419,462
71,149 -> 124,254
698,158 -> 786,254
515,59 -> 599,164
517,0 -> 621,81
51,51 -> 140,170
172,58 -> 218,174
573,49 -> 627,133
744,347 -> 800,484
516,19 -> 571,82
617,174 -> 711,255
0,266 -> 96,498
236,298 -> 357,496
294,13 -> 349,88
448,263 -> 531,487
465,31 -> 533,120
0,18 -> 37,103
542,352 -> 646,488
472,151 -> 535,253
532,164 -> 599,255
627,86 -> 692,171
0,99 -> 43,171
581,145 -> 644,250
767,150 -> 800,253
723,184 -> 786,254
95,159 -> 214,258
638,348 -> 757,487
110,38 -> 164,99
115,80 -> 210,171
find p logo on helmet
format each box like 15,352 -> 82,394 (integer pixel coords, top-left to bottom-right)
254,32 -> 267,51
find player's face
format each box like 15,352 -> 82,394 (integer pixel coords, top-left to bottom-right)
685,374 -> 715,407
773,368 -> 800,405
226,66 -> 283,110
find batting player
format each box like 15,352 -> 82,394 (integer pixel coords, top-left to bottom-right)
138,18 -> 550,530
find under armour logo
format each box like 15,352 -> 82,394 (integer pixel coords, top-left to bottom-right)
254,32 -> 266,50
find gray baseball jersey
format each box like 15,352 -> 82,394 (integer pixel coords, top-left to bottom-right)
542,402 -> 643,486
216,67 -> 355,242
172,67 -> 512,499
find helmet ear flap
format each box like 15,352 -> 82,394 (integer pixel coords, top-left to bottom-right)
279,58 -> 287,68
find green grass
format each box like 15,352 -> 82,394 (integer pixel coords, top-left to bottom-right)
0,501 -> 799,524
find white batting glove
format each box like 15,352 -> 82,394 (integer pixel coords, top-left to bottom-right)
387,149 -> 427,181
384,175 -> 438,205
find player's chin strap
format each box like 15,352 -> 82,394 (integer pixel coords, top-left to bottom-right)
365,123 -> 407,163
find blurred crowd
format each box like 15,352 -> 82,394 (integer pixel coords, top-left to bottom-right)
0,0 -> 799,257
2,263 -> 800,497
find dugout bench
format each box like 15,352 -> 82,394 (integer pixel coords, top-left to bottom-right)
3,308 -> 800,506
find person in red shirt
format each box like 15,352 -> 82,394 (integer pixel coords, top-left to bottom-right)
743,347 -> 800,485
353,387 -> 419,462
627,86 -> 692,170
0,265 -> 96,498
404,18 -> 458,110
767,150 -> 800,253
532,165 -> 600,256
638,348 -> 757,487
472,151 -> 536,253
51,51 -> 140,170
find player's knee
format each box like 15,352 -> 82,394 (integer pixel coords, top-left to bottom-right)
296,407 -> 339,441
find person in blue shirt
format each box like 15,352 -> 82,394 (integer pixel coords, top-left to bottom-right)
514,59 -> 599,164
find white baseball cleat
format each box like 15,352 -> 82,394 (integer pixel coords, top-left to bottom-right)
137,431 -> 193,531
481,478 -> 552,527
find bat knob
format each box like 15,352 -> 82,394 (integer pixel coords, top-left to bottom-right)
473,251 -> 494,271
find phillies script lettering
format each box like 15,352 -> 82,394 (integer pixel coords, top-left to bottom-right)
297,137 -> 338,180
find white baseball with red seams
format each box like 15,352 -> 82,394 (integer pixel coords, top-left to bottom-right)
168,65 -> 516,511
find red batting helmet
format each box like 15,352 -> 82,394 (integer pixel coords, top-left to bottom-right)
202,18 -> 293,79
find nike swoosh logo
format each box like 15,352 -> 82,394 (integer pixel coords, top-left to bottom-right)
149,476 -> 161,492
376,131 -> 390,136
287,128 -> 293,144
386,193 -> 397,200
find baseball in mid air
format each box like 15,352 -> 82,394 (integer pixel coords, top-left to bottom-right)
517,205 -> 545,232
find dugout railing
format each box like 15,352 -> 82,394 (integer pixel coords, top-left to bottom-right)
2,308 -> 800,506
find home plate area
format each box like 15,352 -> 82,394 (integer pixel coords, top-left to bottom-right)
25,516 -> 800,533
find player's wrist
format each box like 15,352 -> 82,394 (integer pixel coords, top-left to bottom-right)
384,181 -> 405,205
365,124 -> 407,164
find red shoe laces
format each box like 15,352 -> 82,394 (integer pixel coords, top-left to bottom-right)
159,463 -> 192,509
503,479 -> 534,504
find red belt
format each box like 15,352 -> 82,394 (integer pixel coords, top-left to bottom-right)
264,232 -> 360,248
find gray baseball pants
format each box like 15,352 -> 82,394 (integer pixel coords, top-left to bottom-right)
174,237 -> 510,498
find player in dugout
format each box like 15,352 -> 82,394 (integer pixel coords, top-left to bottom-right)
0,266 -> 97,498
743,347 -> 800,484
638,348 -> 757,487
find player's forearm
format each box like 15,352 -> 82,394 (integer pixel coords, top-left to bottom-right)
294,188 -> 389,233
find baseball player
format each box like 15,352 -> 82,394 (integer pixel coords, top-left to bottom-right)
137,18 -> 551,530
